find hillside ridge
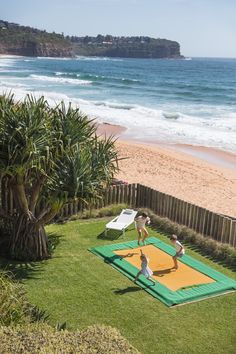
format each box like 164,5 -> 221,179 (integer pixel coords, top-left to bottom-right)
0,20 -> 183,59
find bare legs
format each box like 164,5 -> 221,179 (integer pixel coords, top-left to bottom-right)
134,271 -> 155,285
137,230 -> 142,246
137,227 -> 149,245
134,270 -> 142,282
142,227 -> 149,244
172,255 -> 178,269
147,276 -> 155,285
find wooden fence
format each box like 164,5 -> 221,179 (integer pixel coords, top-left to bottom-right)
1,180 -> 236,247
135,184 -> 236,247
56,183 -> 137,219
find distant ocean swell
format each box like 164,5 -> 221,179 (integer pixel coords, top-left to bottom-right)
54,71 -> 140,84
30,74 -> 92,85
0,56 -> 236,152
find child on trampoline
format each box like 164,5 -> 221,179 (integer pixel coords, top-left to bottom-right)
134,250 -> 155,285
170,234 -> 185,269
135,212 -> 150,245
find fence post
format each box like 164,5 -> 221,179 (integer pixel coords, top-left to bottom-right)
131,184 -> 136,207
231,221 -> 236,247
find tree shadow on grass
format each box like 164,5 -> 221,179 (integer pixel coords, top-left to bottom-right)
0,258 -> 43,281
0,232 -> 63,281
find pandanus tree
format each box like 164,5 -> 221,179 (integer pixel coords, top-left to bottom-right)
0,94 -> 119,261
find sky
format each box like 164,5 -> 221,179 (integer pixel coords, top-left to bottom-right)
0,0 -> 236,58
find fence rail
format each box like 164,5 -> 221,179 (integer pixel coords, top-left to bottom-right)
1,180 -> 235,247
135,184 -> 236,247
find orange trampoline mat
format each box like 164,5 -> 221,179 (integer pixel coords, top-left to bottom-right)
114,245 -> 215,291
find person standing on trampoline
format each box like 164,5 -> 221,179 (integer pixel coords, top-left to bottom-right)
135,212 -> 150,246
134,250 -> 155,285
170,234 -> 185,269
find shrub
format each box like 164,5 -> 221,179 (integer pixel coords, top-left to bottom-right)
80,209 -> 99,219
0,271 -> 48,326
98,203 -> 128,217
0,271 -> 27,326
0,323 -> 140,354
67,203 -> 129,220
203,238 -> 218,255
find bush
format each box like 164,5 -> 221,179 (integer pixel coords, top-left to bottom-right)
98,203 -> 128,217
0,271 -> 48,326
139,208 -> 236,268
0,323 -> 140,354
79,209 -> 99,219
0,271 -> 27,326
67,203 -> 129,221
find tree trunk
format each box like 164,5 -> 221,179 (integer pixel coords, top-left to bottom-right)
10,214 -> 50,261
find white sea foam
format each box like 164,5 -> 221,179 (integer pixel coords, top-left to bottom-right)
1,55 -> 236,153
53,71 -> 139,83
1,80 -> 235,152
0,54 -> 23,58
0,58 -> 17,67
75,56 -> 123,62
0,80 -> 28,88
37,57 -> 72,60
55,72 -> 65,76
0,69 -> 33,74
92,100 -> 138,110
74,99 -> 236,152
12,86 -> 236,151
162,112 -> 180,119
30,74 -> 92,85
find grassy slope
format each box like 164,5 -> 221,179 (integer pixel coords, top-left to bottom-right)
6,219 -> 236,354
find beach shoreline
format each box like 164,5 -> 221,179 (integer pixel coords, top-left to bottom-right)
97,122 -> 236,218
97,122 -> 236,171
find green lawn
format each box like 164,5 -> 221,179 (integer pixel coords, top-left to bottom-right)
3,219 -> 236,354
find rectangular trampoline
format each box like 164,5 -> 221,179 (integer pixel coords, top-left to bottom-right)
89,237 -> 236,306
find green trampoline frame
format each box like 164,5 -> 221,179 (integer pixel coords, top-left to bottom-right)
89,237 -> 236,306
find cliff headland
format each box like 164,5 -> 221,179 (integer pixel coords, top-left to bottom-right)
0,20 -> 183,59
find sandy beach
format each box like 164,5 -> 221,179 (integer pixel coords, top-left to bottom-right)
98,123 -> 236,218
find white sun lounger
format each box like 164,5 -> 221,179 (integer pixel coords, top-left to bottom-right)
105,209 -> 138,237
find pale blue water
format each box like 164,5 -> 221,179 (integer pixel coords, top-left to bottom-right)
0,56 -> 236,152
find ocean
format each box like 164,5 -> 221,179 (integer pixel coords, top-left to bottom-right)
0,55 -> 236,153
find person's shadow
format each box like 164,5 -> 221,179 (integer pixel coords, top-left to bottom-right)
119,252 -> 139,258
104,252 -> 139,263
113,286 -> 143,295
153,268 -> 174,277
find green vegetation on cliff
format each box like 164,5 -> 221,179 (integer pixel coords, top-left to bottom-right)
71,34 -> 183,58
0,20 -> 73,57
0,20 -> 183,58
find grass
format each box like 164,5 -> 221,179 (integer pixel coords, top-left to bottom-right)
1,218 -> 236,354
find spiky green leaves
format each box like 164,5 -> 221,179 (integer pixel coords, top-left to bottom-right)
0,94 -> 119,221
